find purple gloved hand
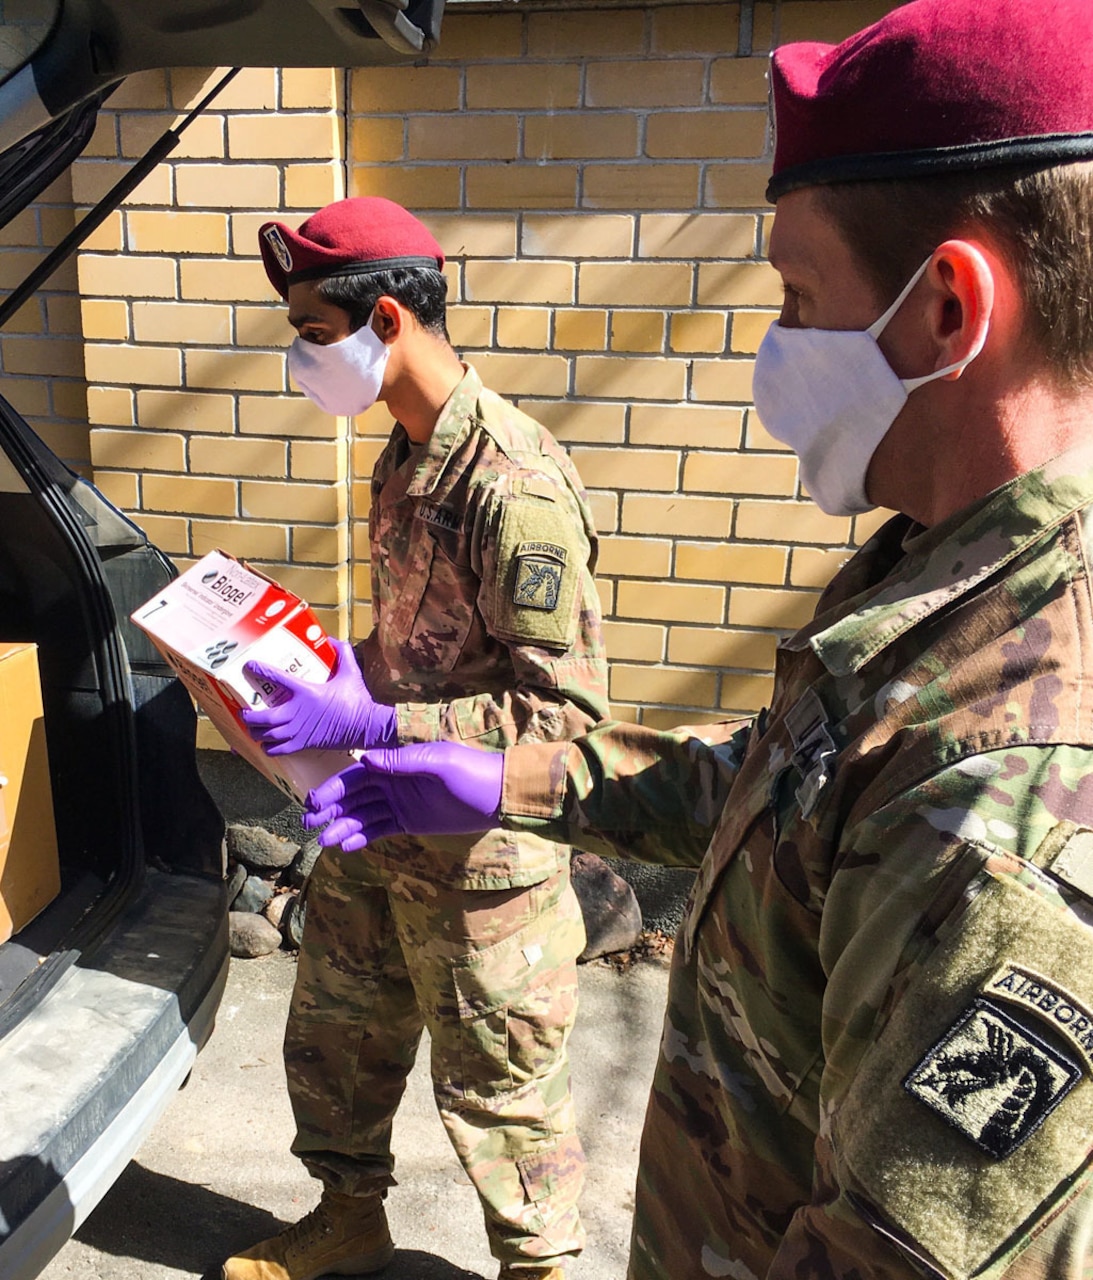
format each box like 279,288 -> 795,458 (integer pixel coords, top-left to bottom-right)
240,637 -> 397,755
303,742 -> 504,851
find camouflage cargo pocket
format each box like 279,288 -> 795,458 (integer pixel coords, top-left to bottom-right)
451,910 -> 582,1100
517,1133 -> 586,1224
284,1014 -> 363,1145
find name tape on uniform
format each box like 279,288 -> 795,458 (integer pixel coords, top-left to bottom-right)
416,501 -> 460,532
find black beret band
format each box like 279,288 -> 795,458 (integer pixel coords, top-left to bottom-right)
284,255 -> 443,286
766,130 -> 1093,201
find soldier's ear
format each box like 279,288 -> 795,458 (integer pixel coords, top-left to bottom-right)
924,241 -> 994,378
371,296 -> 403,343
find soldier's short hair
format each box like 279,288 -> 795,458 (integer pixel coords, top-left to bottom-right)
817,161 -> 1093,389
317,265 -> 449,341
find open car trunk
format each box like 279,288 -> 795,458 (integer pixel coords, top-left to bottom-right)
0,397 -> 232,1279
0,397 -> 226,1018
0,0 -> 446,156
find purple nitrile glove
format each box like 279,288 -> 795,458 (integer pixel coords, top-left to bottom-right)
240,637 -> 397,755
303,742 -> 504,851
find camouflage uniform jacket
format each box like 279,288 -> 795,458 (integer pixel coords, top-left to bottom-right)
502,440 -> 1093,1279
360,363 -> 608,889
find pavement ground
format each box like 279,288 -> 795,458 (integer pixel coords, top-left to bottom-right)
37,944 -> 670,1280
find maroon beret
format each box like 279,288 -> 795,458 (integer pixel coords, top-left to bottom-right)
767,0 -> 1093,201
259,197 -> 445,297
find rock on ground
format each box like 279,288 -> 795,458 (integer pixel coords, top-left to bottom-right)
226,823 -> 299,873
233,874 -> 275,915
571,851 -> 643,961
285,838 -> 322,889
263,891 -> 292,931
281,894 -> 307,949
229,911 -> 283,958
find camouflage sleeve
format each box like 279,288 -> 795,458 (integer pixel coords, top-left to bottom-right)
498,718 -> 750,869
395,475 -> 608,750
770,743 -> 1093,1279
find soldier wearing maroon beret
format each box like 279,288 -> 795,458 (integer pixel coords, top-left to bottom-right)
220,197 -> 609,1280
296,0 -> 1093,1275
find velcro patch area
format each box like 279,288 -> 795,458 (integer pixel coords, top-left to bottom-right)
492,497 -> 582,648
834,863 -> 1093,1280
904,999 -> 1081,1159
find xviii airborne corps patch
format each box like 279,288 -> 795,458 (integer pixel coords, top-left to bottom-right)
513,540 -> 567,612
904,999 -> 1081,1158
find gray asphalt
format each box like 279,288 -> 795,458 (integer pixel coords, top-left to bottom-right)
37,945 -> 670,1280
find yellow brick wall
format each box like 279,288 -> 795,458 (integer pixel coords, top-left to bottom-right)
73,65 -> 353,673
61,0 -> 899,743
348,0 -> 895,726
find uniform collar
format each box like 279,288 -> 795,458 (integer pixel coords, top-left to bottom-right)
788,439 -> 1093,676
404,363 -> 482,498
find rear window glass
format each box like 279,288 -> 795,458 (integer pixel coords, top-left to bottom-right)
0,0 -> 57,84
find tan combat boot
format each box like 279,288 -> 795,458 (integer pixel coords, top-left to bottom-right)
220,1191 -> 394,1280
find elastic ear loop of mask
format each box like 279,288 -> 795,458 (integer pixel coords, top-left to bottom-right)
866,257 -> 989,391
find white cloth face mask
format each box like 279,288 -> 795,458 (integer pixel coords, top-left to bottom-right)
287,310 -> 389,417
752,257 -> 988,516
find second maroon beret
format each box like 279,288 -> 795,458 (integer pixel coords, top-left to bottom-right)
767,0 -> 1093,201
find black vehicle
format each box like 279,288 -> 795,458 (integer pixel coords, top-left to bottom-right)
0,2 -> 444,1275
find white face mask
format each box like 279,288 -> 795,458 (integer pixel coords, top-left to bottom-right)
752,257 -> 988,516
287,311 -> 389,417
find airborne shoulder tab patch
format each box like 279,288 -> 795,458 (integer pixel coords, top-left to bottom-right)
513,541 -> 567,612
984,963 -> 1093,1072
904,998 -> 1082,1159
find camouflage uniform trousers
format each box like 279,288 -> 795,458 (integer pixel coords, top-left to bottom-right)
284,844 -> 588,1269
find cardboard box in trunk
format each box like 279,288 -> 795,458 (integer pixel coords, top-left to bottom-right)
131,550 -> 355,804
0,643 -> 62,943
